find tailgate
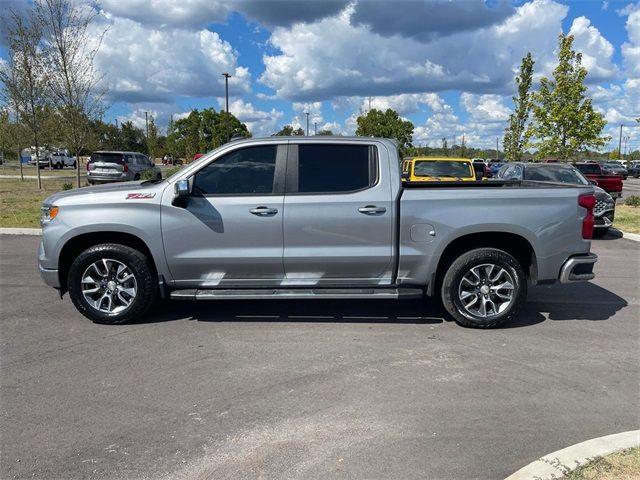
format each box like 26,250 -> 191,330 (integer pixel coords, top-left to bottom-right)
89,153 -> 125,175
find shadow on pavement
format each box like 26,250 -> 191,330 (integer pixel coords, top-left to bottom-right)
138,280 -> 628,329
593,228 -> 623,241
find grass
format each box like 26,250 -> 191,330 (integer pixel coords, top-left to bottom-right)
615,204 -> 640,234
562,447 -> 640,479
0,178 -> 73,228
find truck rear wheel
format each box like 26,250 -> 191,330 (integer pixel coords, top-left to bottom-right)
441,248 -> 526,328
67,244 -> 157,324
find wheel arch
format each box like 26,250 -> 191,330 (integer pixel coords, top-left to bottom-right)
432,232 -> 535,296
58,232 -> 156,295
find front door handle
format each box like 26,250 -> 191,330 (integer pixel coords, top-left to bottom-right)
358,205 -> 386,215
250,206 -> 278,216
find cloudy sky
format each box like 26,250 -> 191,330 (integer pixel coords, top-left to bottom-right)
1,0 -> 639,151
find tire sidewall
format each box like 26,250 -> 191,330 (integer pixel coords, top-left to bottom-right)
67,244 -> 156,324
442,248 -> 527,328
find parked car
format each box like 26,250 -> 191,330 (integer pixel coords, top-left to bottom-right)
488,162 -> 504,176
49,151 -> 76,169
87,151 -> 161,185
39,137 -> 598,329
402,157 -> 476,182
628,161 -> 640,178
601,161 -> 628,180
496,162 -> 615,235
573,162 -> 623,199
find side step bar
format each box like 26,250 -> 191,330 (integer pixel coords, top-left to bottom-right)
171,288 -> 424,301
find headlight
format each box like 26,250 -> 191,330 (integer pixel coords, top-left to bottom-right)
40,205 -> 59,224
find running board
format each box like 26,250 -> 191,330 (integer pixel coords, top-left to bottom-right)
170,288 -> 424,301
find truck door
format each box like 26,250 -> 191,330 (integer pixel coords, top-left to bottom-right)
282,143 -> 394,285
161,144 -> 286,286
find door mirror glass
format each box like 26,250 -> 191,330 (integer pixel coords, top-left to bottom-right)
175,179 -> 190,197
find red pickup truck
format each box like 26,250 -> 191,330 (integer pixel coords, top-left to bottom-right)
574,163 -> 623,199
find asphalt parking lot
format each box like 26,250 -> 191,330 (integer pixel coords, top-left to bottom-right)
1,234 -> 638,480
623,176 -> 640,198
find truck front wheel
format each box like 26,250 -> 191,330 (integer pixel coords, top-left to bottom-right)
441,248 -> 527,328
67,244 -> 157,324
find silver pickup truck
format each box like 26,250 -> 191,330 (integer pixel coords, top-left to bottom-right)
38,137 -> 598,328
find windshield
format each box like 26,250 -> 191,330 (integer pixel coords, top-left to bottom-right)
413,160 -> 473,178
524,166 -> 590,185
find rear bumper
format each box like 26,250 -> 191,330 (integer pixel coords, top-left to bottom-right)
87,175 -> 127,183
594,211 -> 614,229
559,253 -> 597,283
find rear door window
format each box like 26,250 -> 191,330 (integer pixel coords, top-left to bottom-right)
295,144 -> 375,193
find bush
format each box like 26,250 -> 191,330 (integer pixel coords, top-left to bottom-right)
165,166 -> 183,178
62,183 -> 73,191
625,195 -> 640,207
141,169 -> 157,181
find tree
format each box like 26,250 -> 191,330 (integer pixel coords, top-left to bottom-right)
316,129 -> 334,136
355,108 -> 414,156
503,53 -> 534,161
147,115 -> 159,160
441,138 -> 448,157
165,108 -> 250,161
274,125 -> 305,136
528,34 -> 608,160
0,7 -> 47,188
36,0 -> 108,187
120,121 -> 146,152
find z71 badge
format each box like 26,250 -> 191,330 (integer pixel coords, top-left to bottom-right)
126,193 -> 156,199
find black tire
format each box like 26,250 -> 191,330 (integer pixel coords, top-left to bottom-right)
134,173 -> 140,180
67,243 -> 157,324
72,161 -> 76,168
440,248 -> 527,328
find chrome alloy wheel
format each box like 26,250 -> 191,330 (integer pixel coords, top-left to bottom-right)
458,263 -> 515,318
81,259 -> 137,315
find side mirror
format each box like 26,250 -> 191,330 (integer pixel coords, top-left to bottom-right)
175,178 -> 190,197
173,178 -> 191,207
589,180 -> 597,185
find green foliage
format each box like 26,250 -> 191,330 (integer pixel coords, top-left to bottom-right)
625,195 -> 640,207
608,150 -> 622,160
165,108 -> 250,160
355,108 -> 414,156
147,115 -> 159,160
140,168 -> 157,181
164,166 -> 183,178
504,53 -> 534,161
528,34 -> 609,160
62,182 -> 73,190
274,125 -> 305,136
316,129 -> 334,136
120,121 -> 147,153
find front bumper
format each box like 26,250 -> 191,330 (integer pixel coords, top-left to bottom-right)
39,263 -> 60,288
559,253 -> 598,283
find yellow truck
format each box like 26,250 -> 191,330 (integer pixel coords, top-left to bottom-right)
402,157 -> 477,182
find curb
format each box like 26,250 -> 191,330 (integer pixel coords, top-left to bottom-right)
0,228 -> 41,236
505,430 -> 640,480
620,230 -> 640,242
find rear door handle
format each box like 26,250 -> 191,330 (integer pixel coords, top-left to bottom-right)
358,205 -> 386,215
250,206 -> 278,216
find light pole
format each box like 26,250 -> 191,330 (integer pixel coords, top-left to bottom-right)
618,124 -> 623,156
222,73 -> 231,142
305,112 -> 310,136
314,122 -> 317,135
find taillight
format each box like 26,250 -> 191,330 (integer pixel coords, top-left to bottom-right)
578,193 -> 595,239
123,163 -> 128,172
87,162 -> 92,171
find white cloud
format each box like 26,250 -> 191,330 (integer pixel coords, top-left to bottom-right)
261,0 -> 581,101
218,98 -> 283,137
461,94 -> 511,123
568,16 -> 618,80
621,4 -> 640,78
99,0 -> 229,30
91,13 -> 250,103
